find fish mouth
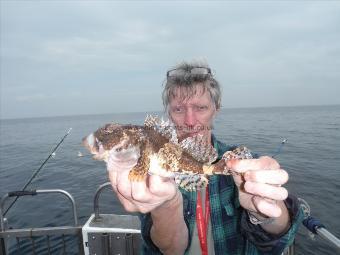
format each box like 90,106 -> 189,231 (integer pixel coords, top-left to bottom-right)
82,133 -> 99,154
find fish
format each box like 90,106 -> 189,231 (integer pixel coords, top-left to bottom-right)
82,115 -> 253,191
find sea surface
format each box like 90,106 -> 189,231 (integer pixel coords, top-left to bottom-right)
0,105 -> 339,255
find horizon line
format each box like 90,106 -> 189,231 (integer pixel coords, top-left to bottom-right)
1,103 -> 339,121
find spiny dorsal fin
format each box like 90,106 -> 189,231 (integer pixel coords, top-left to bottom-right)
222,146 -> 253,160
180,135 -> 217,164
144,114 -> 159,128
175,173 -> 208,191
144,115 -> 178,143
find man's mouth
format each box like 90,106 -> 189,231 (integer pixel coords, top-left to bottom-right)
178,131 -> 201,141
186,131 -> 199,136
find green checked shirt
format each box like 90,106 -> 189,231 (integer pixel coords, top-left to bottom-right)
140,135 -> 303,255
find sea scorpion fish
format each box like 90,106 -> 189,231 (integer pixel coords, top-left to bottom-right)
82,115 -> 253,191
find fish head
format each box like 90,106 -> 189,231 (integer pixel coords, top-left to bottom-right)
82,132 -> 110,161
82,124 -> 145,161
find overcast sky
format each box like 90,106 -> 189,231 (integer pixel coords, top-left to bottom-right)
1,1 -> 340,119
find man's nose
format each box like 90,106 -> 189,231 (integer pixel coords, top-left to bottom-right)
184,109 -> 196,127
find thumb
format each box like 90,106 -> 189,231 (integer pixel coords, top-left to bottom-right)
226,158 -> 258,173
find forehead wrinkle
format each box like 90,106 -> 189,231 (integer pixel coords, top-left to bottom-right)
170,84 -> 208,105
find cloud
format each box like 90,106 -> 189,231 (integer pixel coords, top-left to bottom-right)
35,18 -> 174,72
1,1 -> 340,119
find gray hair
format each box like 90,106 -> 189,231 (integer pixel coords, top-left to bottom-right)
162,60 -> 222,114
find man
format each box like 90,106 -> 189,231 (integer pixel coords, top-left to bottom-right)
108,61 -> 303,255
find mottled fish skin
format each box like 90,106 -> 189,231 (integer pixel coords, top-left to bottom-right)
82,115 -> 253,190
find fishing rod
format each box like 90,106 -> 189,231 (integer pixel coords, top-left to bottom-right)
3,128 -> 72,217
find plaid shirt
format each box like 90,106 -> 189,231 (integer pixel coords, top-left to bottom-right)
140,135 -> 303,255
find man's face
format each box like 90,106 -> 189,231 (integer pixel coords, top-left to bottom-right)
168,85 -> 217,141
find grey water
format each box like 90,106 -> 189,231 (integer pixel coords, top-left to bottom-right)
0,105 -> 339,255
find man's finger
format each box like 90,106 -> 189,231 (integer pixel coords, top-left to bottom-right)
148,175 -> 177,198
131,180 -> 154,202
116,170 -> 134,200
227,156 -> 280,173
252,196 -> 282,218
244,169 -> 289,185
244,181 -> 288,200
115,192 -> 139,212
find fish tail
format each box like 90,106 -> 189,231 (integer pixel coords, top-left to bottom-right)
205,158 -> 227,175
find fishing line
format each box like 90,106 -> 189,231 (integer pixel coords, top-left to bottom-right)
3,128 -> 72,216
272,138 -> 287,158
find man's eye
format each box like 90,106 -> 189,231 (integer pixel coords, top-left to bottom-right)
173,107 -> 184,113
196,106 -> 208,111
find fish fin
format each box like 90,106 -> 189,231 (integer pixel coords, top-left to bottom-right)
144,114 -> 159,128
144,114 -> 178,143
180,135 -> 218,164
175,174 -> 208,191
157,142 -> 182,172
128,144 -> 150,181
220,146 -> 253,174
128,167 -> 147,181
222,146 -> 253,160
148,153 -> 176,178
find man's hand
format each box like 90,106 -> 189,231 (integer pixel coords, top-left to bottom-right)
106,147 -> 178,213
227,156 -> 291,234
106,148 -> 188,254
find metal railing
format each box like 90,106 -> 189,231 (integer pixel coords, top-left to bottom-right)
1,189 -> 339,254
0,189 -> 84,255
282,198 -> 340,255
93,182 -> 112,221
82,182 -> 141,255
299,198 -> 340,252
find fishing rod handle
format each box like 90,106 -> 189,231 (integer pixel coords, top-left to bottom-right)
8,190 -> 37,197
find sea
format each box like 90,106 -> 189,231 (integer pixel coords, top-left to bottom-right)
0,105 -> 339,255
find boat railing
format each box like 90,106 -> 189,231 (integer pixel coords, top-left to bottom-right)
1,187 -> 340,254
298,198 -> 340,252
0,189 -> 84,255
0,184 -> 141,255
82,182 -> 141,255
93,182 -> 112,221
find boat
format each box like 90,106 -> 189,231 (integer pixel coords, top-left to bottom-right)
1,182 -> 339,255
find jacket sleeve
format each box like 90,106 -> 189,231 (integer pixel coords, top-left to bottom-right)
241,194 -> 304,255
